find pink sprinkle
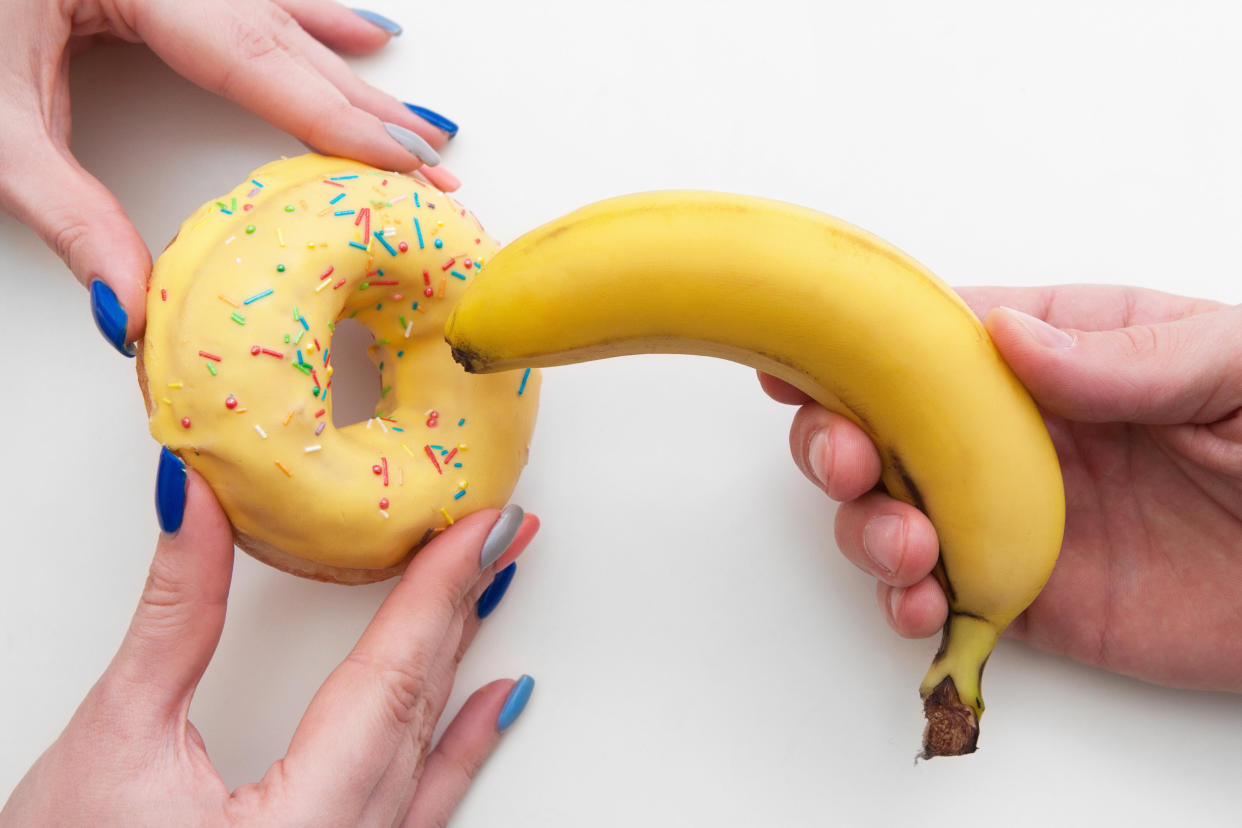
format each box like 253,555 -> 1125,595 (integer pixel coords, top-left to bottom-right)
315,421 -> 326,436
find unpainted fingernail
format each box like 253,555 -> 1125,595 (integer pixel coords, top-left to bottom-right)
155,446 -> 187,534
497,675 -> 535,732
477,562 -> 517,619
807,429 -> 830,487
480,505 -> 524,569
888,586 -> 904,626
404,103 -> 459,138
1000,306 -> 1075,349
382,123 -> 440,166
862,514 -> 903,576
89,280 -> 136,358
351,8 -> 402,35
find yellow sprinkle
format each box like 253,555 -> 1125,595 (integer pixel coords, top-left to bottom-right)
274,460 -> 292,477
235,408 -> 248,413
315,278 -> 332,293
277,228 -> 285,247
161,397 -> 172,405
401,444 -> 414,457
307,241 -> 317,248
437,277 -> 447,299
167,382 -> 183,389
399,467 -> 405,486
326,366 -> 335,376
218,295 -> 240,308
457,480 -> 468,489
440,508 -> 454,525
283,410 -> 295,426
457,443 -> 468,451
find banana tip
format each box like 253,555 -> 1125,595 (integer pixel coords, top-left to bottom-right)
447,341 -> 485,373
919,676 -> 979,759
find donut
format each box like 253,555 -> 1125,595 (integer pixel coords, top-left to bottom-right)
139,154 -> 540,584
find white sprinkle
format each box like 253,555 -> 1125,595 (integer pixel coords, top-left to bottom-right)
304,445 -> 322,453
404,320 -> 414,339
224,235 -> 236,245
255,425 -> 268,439
379,510 -> 390,519
366,418 -> 373,429
377,418 -> 388,433
235,257 -> 243,264
315,278 -> 332,293
390,194 -> 408,205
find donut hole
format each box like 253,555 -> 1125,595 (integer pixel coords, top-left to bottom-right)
329,318 -> 384,428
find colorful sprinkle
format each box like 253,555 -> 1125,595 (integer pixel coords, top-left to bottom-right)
379,497 -> 389,510
518,368 -> 532,395
305,445 -> 322,453
329,192 -> 346,205
275,460 -> 292,477
315,421 -> 326,436
375,232 -> 398,256
230,311 -> 246,325
199,351 -> 222,362
255,425 -> 268,439
424,444 -> 443,474
348,241 -> 368,251
245,224 -> 256,234
414,218 -> 424,249
180,417 -> 192,428
334,209 -> 355,216
329,175 -> 359,180
225,396 -> 238,409
244,288 -> 274,304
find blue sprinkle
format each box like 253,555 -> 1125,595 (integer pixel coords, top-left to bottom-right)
297,350 -> 305,365
458,418 -> 466,426
374,232 -> 398,256
251,179 -> 264,188
434,238 -> 443,249
376,304 -> 383,311
219,208 -> 233,215
299,316 -> 309,331
430,445 -> 444,451
397,350 -> 405,358
450,270 -> 467,280
454,462 -> 463,468
412,301 -> 419,311
329,175 -> 359,180
518,367 -> 531,396
454,489 -> 467,500
414,218 -> 424,249
414,193 -> 420,207
348,241 -> 368,250
243,289 -> 273,305
334,209 -> 356,216
392,426 -> 404,432
329,192 -> 346,204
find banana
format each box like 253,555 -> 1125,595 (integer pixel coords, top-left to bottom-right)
444,191 -> 1065,757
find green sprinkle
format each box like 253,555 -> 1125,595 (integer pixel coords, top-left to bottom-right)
206,362 -> 217,376
295,329 -> 306,345
284,204 -> 295,212
360,282 -> 370,290
292,362 -> 311,375
376,338 -> 390,345
230,311 -> 246,325
245,224 -> 256,234
276,264 -> 286,273
380,385 -> 392,398
313,387 -> 321,397
284,333 -> 291,343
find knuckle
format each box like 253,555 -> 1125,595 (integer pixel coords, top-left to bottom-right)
50,215 -> 91,271
345,652 -> 434,729
130,557 -> 195,639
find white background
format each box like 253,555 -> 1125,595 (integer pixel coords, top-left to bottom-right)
3,1 -> 1242,825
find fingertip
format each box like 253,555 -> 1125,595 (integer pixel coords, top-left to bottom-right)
791,407 -> 882,502
757,370 -> 813,405
880,577 -> 948,639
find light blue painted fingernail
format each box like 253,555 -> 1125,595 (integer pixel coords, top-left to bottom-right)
497,675 -> 535,732
480,504 -> 524,569
404,103 -> 459,138
351,8 -> 402,35
382,122 -> 441,166
89,280 -> 136,358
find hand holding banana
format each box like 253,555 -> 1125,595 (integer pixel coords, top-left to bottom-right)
773,284 -> 1242,697
446,191 -> 1067,757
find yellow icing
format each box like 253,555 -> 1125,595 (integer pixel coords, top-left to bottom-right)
143,154 -> 540,571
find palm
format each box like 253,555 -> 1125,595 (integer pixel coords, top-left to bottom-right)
961,285 -> 1242,692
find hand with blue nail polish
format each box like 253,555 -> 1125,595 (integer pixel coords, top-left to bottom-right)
760,284 -> 1242,695
0,0 -> 461,357
2,463 -> 542,827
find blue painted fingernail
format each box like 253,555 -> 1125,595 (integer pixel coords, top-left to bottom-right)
404,104 -> 458,138
497,674 -> 535,732
382,122 -> 441,166
89,280 -> 135,358
156,447 -> 187,534
480,504 -> 524,569
351,8 -> 402,35
477,562 -> 517,619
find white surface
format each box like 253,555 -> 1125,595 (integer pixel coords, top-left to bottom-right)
3,1 -> 1242,825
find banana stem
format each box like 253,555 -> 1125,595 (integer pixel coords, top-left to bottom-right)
918,612 -> 1001,758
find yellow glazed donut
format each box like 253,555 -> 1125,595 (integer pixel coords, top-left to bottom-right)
140,154 -> 540,584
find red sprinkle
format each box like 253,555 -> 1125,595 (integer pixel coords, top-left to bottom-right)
243,203 -> 254,211
225,396 -> 238,409
261,348 -> 284,358
379,497 -> 390,509
250,345 -> 261,356
180,417 -> 192,428
398,241 -> 409,252
464,258 -> 473,268
443,447 -> 458,465
314,409 -> 325,418
372,464 -> 383,475
161,288 -> 168,301
423,270 -> 431,285
424,444 -> 442,475
323,179 -> 345,188
198,350 -> 222,362
381,456 -> 389,487
320,265 -> 335,281
423,287 -> 434,297
370,280 -> 398,286
333,278 -> 346,290
441,257 -> 456,271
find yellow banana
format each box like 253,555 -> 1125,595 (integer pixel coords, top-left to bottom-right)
444,191 -> 1065,757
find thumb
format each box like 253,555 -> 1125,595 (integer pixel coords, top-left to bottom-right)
106,448 -> 235,720
1,140 -> 150,356
985,304 -> 1242,425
